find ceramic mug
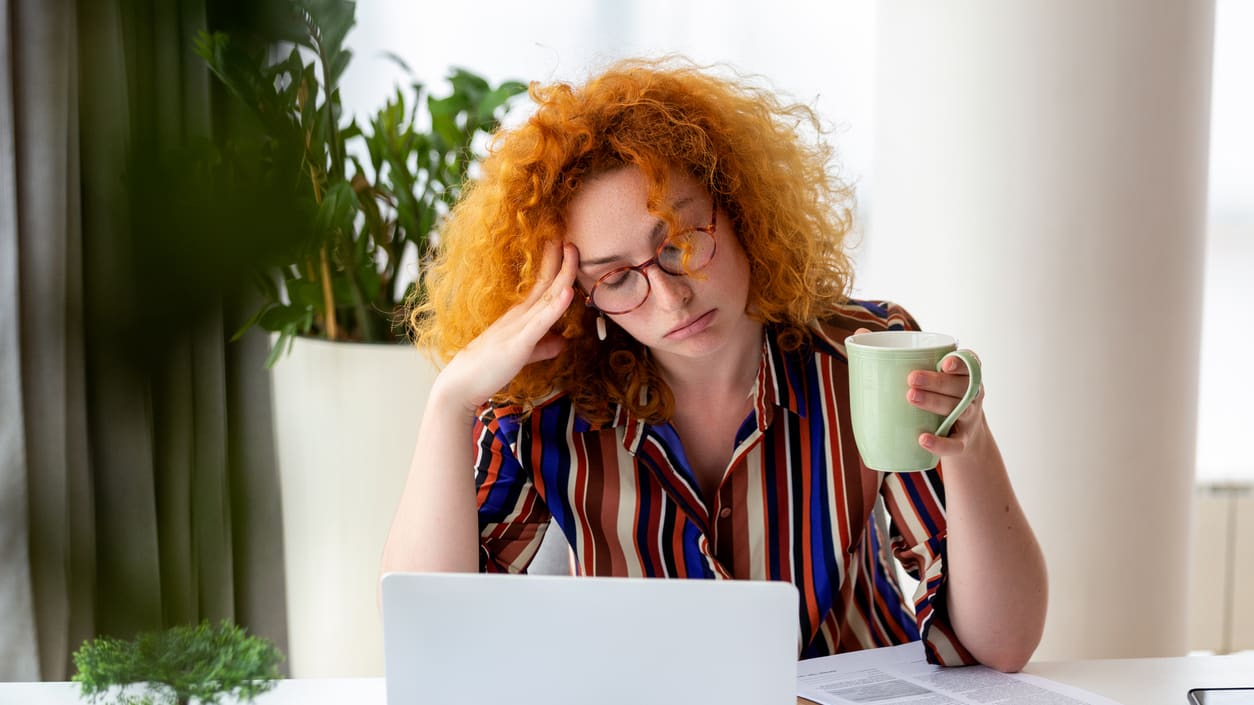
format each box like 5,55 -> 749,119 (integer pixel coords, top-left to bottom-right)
845,331 -> 982,472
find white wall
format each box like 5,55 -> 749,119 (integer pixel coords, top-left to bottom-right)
341,1 -> 878,197
869,0 -> 1213,660
1196,0 -> 1254,484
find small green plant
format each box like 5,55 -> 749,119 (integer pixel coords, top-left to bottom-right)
72,620 -> 283,705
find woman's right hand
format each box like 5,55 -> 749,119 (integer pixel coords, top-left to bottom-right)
434,240 -> 580,414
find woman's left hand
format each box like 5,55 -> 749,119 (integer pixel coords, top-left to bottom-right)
907,352 -> 987,458
853,327 -> 988,459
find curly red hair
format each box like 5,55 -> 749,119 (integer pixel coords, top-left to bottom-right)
410,57 -> 856,424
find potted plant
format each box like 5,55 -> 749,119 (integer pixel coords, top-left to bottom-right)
196,0 -> 525,353
192,0 -> 525,677
72,621 -> 282,705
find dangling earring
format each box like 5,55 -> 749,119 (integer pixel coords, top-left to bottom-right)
596,313 -> 607,341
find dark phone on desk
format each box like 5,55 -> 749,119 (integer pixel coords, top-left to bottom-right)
1189,688 -> 1254,704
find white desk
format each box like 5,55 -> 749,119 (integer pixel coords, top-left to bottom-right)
4,653 -> 1253,705
1022,652 -> 1254,704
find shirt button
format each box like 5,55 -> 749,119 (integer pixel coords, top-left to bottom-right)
718,507 -> 732,519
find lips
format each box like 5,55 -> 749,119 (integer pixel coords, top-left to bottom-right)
665,309 -> 716,340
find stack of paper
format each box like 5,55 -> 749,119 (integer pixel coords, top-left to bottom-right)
798,643 -> 1122,705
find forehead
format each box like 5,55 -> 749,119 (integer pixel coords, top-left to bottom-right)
563,166 -> 703,250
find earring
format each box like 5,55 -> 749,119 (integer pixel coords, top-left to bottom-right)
596,313 -> 607,341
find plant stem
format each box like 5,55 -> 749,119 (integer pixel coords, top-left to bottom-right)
318,248 -> 338,339
307,159 -> 340,341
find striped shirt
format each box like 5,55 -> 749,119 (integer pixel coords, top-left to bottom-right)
472,300 -> 975,665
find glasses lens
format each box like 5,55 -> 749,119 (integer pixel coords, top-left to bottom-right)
591,269 -> 650,314
657,229 -> 715,276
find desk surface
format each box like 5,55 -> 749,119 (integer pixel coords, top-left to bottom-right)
1022,652 -> 1254,704
4,652 -> 1253,705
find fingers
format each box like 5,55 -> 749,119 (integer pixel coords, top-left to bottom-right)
911,349 -> 986,456
514,243 -> 579,344
919,431 -> 964,456
504,242 -> 576,325
518,243 -> 577,333
537,238 -> 564,283
907,387 -> 983,417
908,369 -> 971,399
517,285 -> 573,345
522,240 -> 572,306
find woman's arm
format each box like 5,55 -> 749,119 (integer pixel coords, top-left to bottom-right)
909,357 -> 1048,672
380,241 -> 580,575
380,383 -> 483,573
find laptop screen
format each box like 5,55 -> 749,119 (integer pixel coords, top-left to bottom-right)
380,572 -> 799,705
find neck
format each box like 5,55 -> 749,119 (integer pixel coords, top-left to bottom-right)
653,320 -> 765,403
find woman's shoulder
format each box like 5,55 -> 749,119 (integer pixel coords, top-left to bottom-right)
807,299 -> 923,348
476,389 -> 619,435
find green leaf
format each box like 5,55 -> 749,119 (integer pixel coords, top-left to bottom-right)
331,277 -> 357,307
300,74 -> 320,129
230,305 -> 271,342
329,48 -> 353,86
477,81 -> 527,125
428,97 -> 462,151
448,67 -> 490,105
358,261 -> 381,302
315,179 -> 357,236
316,0 -> 357,55
259,304 -> 310,331
416,205 -> 436,244
286,278 -> 324,309
266,330 -> 291,368
380,51 -> 412,74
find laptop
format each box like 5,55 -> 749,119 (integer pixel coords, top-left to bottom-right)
380,572 -> 800,705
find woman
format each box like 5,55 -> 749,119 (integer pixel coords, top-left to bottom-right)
380,58 -> 1047,671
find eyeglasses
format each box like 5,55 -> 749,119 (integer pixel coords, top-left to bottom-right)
582,203 -> 719,315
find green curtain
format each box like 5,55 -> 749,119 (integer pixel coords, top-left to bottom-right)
1,0 -> 288,680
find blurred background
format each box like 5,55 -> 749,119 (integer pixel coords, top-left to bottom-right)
2,0 -> 1250,682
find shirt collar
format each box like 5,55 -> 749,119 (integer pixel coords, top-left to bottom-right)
586,325 -> 815,452
754,324 -> 812,421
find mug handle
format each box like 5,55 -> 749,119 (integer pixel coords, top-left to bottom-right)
934,350 -> 982,438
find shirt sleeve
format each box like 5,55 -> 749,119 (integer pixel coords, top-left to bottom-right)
473,407 -> 553,574
881,464 -> 977,666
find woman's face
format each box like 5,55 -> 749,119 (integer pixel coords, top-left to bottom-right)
564,166 -> 757,364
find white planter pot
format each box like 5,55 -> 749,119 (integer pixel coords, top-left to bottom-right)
269,336 -> 438,677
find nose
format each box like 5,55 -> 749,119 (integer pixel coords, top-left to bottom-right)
644,265 -> 692,311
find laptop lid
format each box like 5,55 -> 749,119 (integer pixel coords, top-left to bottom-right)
380,572 -> 799,705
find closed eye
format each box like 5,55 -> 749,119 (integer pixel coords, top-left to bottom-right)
599,270 -> 631,288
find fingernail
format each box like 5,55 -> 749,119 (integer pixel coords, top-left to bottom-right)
920,435 -> 934,448
908,390 -> 923,403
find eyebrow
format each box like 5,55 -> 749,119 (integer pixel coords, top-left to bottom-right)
579,195 -> 698,270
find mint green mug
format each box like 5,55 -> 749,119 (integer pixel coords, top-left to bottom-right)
845,331 -> 982,472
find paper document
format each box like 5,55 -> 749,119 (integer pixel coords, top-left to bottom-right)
797,643 -> 1122,705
